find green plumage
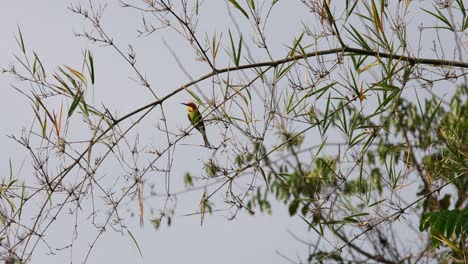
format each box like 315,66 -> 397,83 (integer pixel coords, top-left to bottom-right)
188,108 -> 210,147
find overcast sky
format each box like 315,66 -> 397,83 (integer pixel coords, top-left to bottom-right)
0,1 -> 464,264
0,1 -> 317,263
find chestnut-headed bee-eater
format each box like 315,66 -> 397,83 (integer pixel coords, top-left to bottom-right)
182,101 -> 210,147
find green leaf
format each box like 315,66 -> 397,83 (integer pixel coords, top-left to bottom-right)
445,209 -> 459,238
288,199 -> 300,216
16,26 -> 26,54
288,32 -> 304,57
184,172 -> 194,187
346,25 -> 371,50
236,34 -> 243,66
32,55 -> 37,75
345,0 -> 359,22
88,51 -> 95,85
186,89 -> 203,105
7,179 -> 17,188
285,92 -> 295,114
79,98 -> 90,118
249,0 -> 255,9
127,230 -> 143,257
65,65 -> 87,84
371,83 -> 400,92
9,159 -> 13,180
426,99 -> 442,131
420,213 -> 432,231
68,91 -> 82,118
275,62 -> 295,80
34,52 -> 46,80
376,89 -> 399,112
228,30 -> 243,67
368,199 -> 385,207
422,8 -> 455,32
228,0 -> 249,19
58,67 -> 79,91
420,209 -> 468,243
18,182 -> 25,220
321,93 -> 332,134
299,215 -> 323,236
53,74 -> 72,95
456,0 -> 466,18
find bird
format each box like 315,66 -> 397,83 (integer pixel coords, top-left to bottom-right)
181,101 -> 210,147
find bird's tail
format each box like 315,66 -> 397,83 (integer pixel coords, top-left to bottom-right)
202,132 -> 211,148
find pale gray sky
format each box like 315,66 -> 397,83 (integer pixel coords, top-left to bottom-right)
0,1 -> 464,264
0,1 -> 313,263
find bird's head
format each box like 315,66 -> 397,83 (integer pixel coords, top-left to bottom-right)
181,101 -> 197,112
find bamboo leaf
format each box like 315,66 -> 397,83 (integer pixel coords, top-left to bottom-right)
68,91 -> 82,118
228,0 -> 249,19
186,89 -> 203,105
346,25 -> 371,50
32,55 -> 37,75
285,92 -> 295,114
422,8 -> 454,31
9,159 -> 13,180
16,26 -> 26,54
345,0 -> 359,22
370,0 -> 383,33
358,60 -> 379,73
250,0 -> 255,9
88,51 -> 95,85
18,182 -> 25,220
426,99 -> 442,131
127,230 -> 143,257
371,83 -> 400,92
53,74 -> 73,95
236,34 -> 243,66
288,32 -> 305,57
80,98 -> 90,118
34,52 -> 46,80
199,191 -> 207,226
65,65 -> 87,84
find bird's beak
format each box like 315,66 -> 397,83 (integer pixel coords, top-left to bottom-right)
181,103 -> 188,106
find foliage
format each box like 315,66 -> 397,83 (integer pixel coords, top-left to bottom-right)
1,0 -> 468,263
420,208 -> 468,259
